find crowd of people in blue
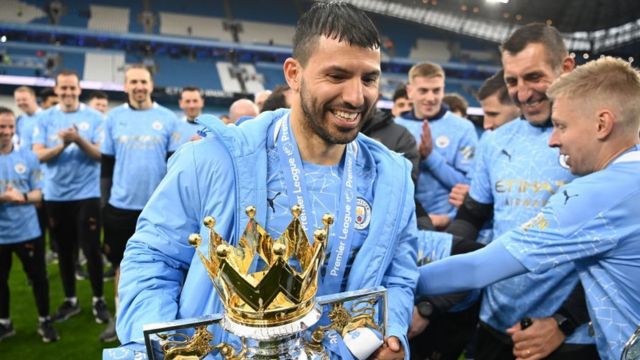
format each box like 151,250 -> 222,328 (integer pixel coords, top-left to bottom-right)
1,2 -> 639,360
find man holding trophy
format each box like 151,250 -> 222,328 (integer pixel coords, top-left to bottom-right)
110,2 -> 419,359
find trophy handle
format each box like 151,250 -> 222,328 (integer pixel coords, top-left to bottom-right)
314,286 -> 387,338
143,314 -> 224,360
622,325 -> 640,360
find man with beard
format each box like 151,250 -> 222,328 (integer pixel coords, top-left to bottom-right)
441,23 -> 597,359
32,70 -> 110,328
110,2 -> 417,359
176,86 -> 205,146
396,62 -> 478,230
418,56 -> 640,360
100,65 -> 179,342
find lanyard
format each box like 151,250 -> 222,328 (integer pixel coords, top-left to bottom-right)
274,115 -> 358,293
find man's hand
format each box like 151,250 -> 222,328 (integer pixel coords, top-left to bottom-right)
408,306 -> 429,339
428,214 -> 450,231
449,184 -> 470,208
58,127 -> 77,146
369,336 -> 405,360
418,120 -> 433,159
189,134 -> 203,142
507,317 -> 565,360
0,184 -> 26,204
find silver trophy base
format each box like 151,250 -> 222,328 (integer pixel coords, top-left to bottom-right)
222,306 -> 323,359
244,334 -> 308,360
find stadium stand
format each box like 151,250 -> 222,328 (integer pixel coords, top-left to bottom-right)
0,0 -> 504,106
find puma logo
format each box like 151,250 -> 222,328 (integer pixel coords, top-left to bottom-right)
501,149 -> 512,161
267,192 -> 282,213
563,190 -> 579,205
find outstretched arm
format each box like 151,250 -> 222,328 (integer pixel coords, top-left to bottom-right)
417,240 -> 527,296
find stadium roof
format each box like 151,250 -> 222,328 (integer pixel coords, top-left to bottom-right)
400,0 -> 640,33
341,0 -> 640,53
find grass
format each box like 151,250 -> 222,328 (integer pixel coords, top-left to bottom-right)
0,254 -> 118,359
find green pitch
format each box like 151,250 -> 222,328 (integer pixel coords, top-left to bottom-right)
0,254 -> 118,359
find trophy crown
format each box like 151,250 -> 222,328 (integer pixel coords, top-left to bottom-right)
190,205 -> 333,327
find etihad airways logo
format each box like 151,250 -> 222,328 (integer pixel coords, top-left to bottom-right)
495,179 -> 566,195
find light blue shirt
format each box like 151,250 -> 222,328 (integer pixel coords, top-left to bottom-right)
0,146 -> 42,243
33,104 -> 102,201
469,119 -> 590,343
504,147 -> 640,360
16,109 -> 41,151
396,110 -> 477,217
175,117 -> 204,148
101,103 -> 179,210
265,123 -> 374,293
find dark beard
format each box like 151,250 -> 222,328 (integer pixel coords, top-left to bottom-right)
299,79 -> 374,145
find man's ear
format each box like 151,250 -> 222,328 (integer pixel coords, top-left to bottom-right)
561,55 -> 576,75
595,108 -> 615,140
283,58 -> 302,92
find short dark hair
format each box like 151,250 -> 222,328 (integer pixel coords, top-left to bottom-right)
261,84 -> 291,112
292,1 -> 381,65
125,64 -> 152,81
180,86 -> 203,99
88,90 -> 108,101
392,86 -> 408,102
55,69 -> 80,85
443,93 -> 468,117
0,106 -> 15,116
477,69 -> 511,104
501,23 -> 567,70
39,87 -> 56,101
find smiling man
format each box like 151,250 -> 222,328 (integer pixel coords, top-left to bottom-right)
99,65 -> 179,342
396,62 -> 478,230
176,86 -> 205,146
13,86 -> 42,150
442,23 -> 599,360
32,70 -> 110,331
418,56 -> 640,360
111,2 -> 418,360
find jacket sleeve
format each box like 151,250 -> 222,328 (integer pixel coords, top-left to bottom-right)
116,143 -> 206,344
421,123 -> 477,190
382,169 -> 419,359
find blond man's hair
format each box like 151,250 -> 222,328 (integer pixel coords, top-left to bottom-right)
14,86 -> 36,97
547,56 -> 640,131
408,62 -> 445,83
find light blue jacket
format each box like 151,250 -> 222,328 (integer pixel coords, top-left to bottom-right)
114,110 -> 419,359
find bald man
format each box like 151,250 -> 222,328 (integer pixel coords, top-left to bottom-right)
228,98 -> 259,124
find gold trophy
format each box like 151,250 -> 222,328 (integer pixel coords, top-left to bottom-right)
142,205 -> 386,360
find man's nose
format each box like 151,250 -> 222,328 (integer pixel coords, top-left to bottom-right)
342,78 -> 364,108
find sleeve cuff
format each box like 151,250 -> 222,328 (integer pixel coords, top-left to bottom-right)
387,324 -> 411,360
424,150 -> 445,170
